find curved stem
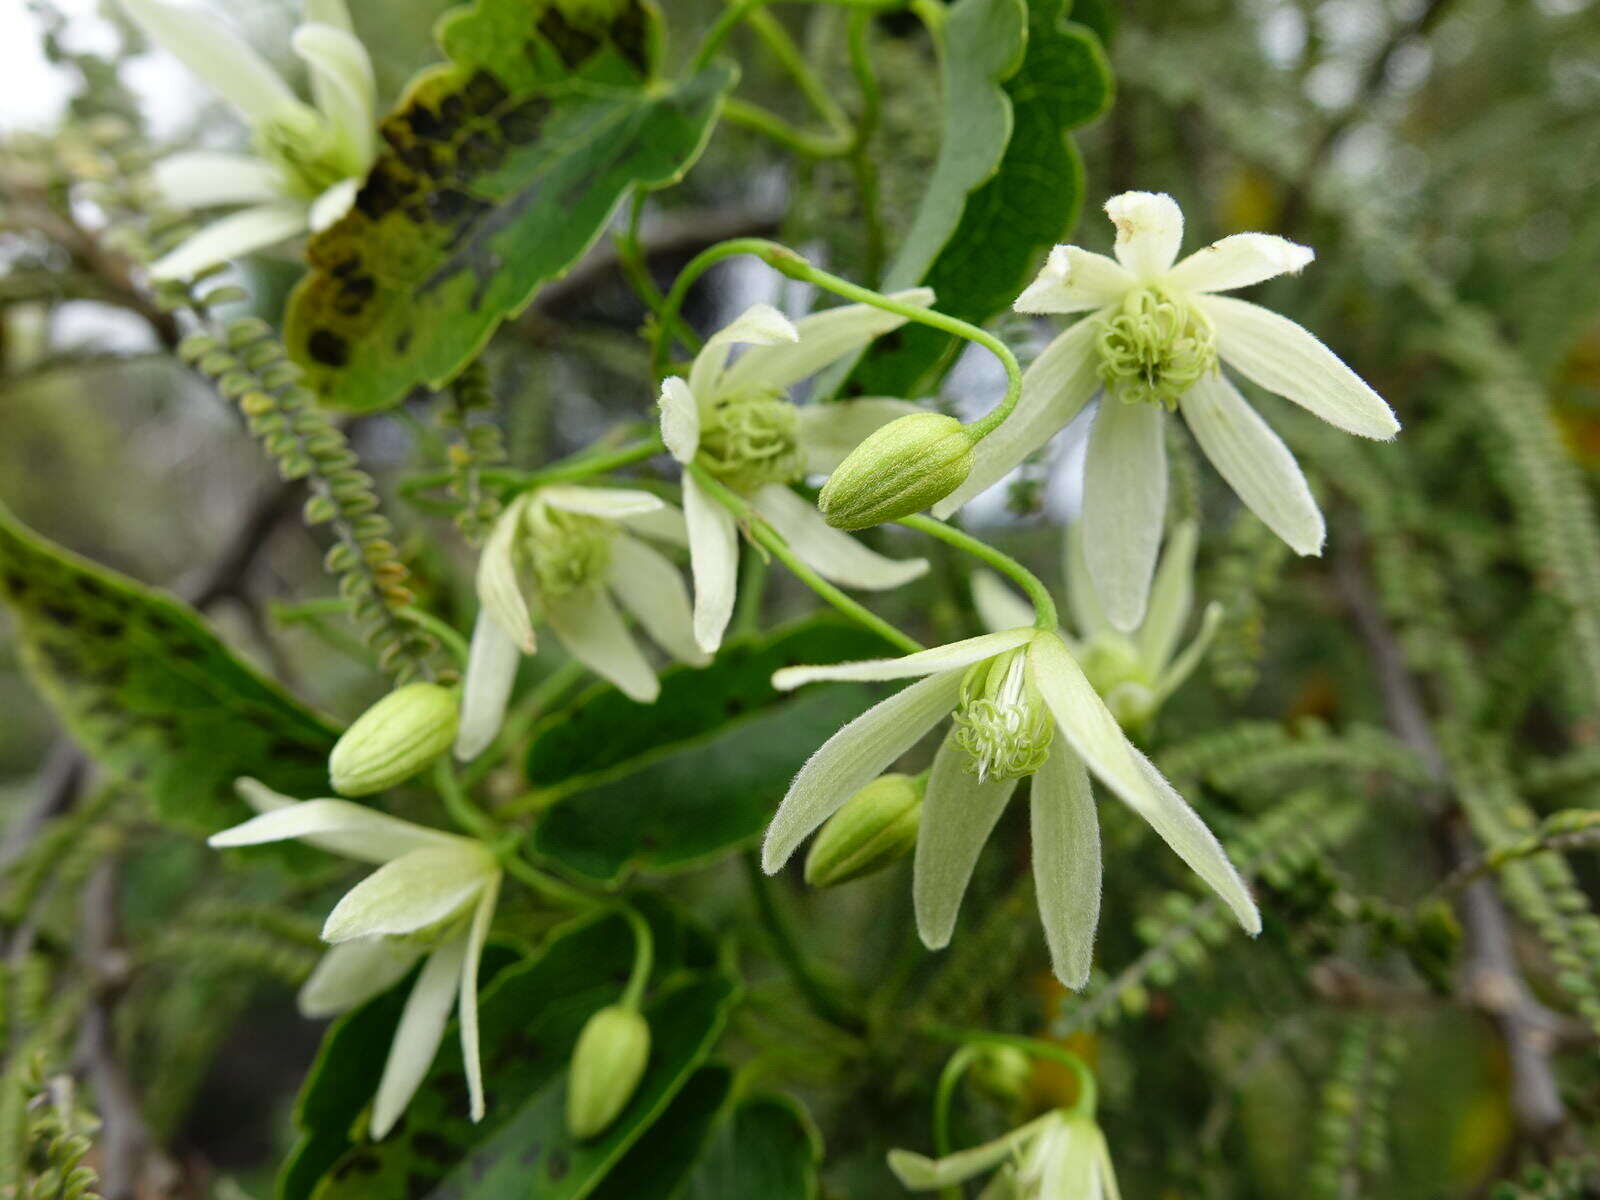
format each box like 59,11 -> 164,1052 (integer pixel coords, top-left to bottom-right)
433,758 -> 498,842
617,905 -> 655,1010
397,607 -> 470,670
922,1022 -> 1098,1117
933,1043 -> 983,1158
741,850 -> 864,1034
500,852 -> 603,910
897,514 -> 1058,632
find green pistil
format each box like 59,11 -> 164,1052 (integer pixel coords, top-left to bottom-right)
697,392 -> 803,492
951,651 -> 1054,783
526,503 -> 615,598
1093,287 -> 1218,409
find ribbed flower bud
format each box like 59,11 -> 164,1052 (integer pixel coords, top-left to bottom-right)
818,412 -> 974,530
804,773 -> 924,887
566,1005 -> 651,1140
328,682 -> 460,797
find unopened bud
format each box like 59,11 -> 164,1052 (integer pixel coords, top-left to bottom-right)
328,683 -> 459,797
566,1006 -> 651,1140
818,413 -> 974,530
805,774 -> 923,888
968,1045 -> 1033,1103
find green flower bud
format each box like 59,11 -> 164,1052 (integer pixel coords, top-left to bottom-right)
968,1045 -> 1034,1104
818,412 -> 974,530
566,1005 -> 651,1140
328,682 -> 460,797
804,773 -> 924,888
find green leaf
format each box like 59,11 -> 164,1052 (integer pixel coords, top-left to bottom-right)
284,0 -> 735,411
0,500 -> 338,836
850,0 -> 1113,397
680,1093 -> 822,1200
587,1066 -> 735,1199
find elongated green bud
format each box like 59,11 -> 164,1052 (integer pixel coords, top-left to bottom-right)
805,773 -> 924,888
566,1005 -> 651,1140
328,682 -> 459,797
818,413 -> 974,530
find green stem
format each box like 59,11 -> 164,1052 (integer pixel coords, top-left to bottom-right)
433,758 -> 499,842
897,514 -> 1058,631
459,660 -> 587,790
500,852 -> 603,911
741,850 -> 864,1034
616,195 -> 703,351
933,1043 -> 983,1158
722,99 -> 852,158
397,607 -> 470,670
845,11 -> 887,281
618,905 -> 655,1010
733,542 -> 769,637
921,1023 -> 1098,1117
511,437 -> 664,491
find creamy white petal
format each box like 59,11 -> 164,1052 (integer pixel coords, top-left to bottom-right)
539,485 -> 663,519
618,502 -> 688,548
146,201 -> 309,280
544,586 -> 659,703
720,289 -> 935,399
454,612 -> 519,761
1105,191 -> 1184,280
1081,398 -> 1167,631
1202,295 -> 1399,439
1030,746 -> 1101,989
1093,1126 -> 1124,1200
214,791 -> 462,863
762,670 -> 964,872
1127,747 -> 1260,933
796,397 -> 923,474
683,472 -> 739,654
774,629 -> 1033,691
151,151 -> 283,209
1137,518 -> 1198,671
690,303 -> 797,400
752,484 -> 927,591
608,534 -> 709,666
477,494 -> 535,652
971,570 -> 1037,635
292,23 -> 375,162
913,729 -> 1020,950
369,934 -> 466,1139
298,936 -> 423,1018
1062,519 -> 1111,641
119,0 -> 303,126
321,844 -> 495,942
1153,600 -> 1223,704
888,1114 -> 1057,1191
1014,244 -> 1135,314
1167,233 -> 1314,294
658,376 -> 700,463
933,319 -> 1099,518
1179,374 -> 1325,555
307,178 -> 359,231
458,873 -> 499,1124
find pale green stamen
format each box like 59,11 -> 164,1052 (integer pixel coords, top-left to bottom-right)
1094,286 -> 1218,409
697,392 -> 803,492
525,503 -> 615,597
952,651 -> 1054,783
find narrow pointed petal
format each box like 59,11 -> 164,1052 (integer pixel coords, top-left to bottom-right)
1105,192 -> 1184,280
307,178 -> 359,231
119,0 -> 303,125
369,934 -> 467,1139
773,629 -> 1032,690
933,319 -> 1099,518
683,472 -> 739,654
458,873 -> 500,1124
146,201 -> 308,279
913,730 -> 1019,950
1167,233 -> 1314,294
1030,747 -> 1101,988
617,502 -> 688,548
1126,747 -> 1260,933
1137,518 -> 1198,670
1153,600 -> 1223,704
658,376 -> 700,463
322,845 -> 494,942
292,23 -> 375,162
752,484 -> 927,591
477,495 -> 535,652
214,792 -> 462,863
1201,295 -> 1399,439
971,570 -> 1036,635
455,612 -> 518,761
1179,374 -> 1325,555
1015,245 -> 1135,314
1081,398 -> 1167,631
762,670 -> 963,872
608,534 -> 709,666
1063,519 -> 1111,640
888,1115 -> 1056,1191
1094,1127 -> 1124,1200
298,937 -> 422,1018
690,303 -> 798,400
151,152 -> 283,209
544,587 -> 659,703
721,289 -> 935,398
539,485 -> 664,519
796,397 -> 923,474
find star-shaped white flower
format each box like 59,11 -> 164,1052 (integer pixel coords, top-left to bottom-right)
120,0 -> 377,279
937,191 -> 1399,630
889,1109 -> 1121,1200
761,624 -> 1258,989
211,780 -> 501,1140
455,485 -> 707,760
658,297 -> 936,654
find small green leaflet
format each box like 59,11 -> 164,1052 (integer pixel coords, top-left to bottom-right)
285,0 -> 735,411
0,500 -> 338,836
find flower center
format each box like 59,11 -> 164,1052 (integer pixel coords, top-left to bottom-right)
952,650 -> 1054,783
255,107 -> 363,198
697,392 -> 803,492
1078,634 -> 1158,730
525,501 -> 615,598
1093,286 -> 1218,409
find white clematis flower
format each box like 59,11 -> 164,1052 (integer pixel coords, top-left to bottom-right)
455,485 -> 707,760
119,0 -> 377,279
889,1109 -> 1121,1200
211,779 -> 502,1140
658,297 -> 936,654
972,519 -> 1222,732
937,191 -> 1399,631
761,623 -> 1258,989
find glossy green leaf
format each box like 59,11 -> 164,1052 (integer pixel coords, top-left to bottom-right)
0,500 -> 338,836
681,1093 -> 822,1200
285,0 -> 735,411
586,1066 -> 735,1199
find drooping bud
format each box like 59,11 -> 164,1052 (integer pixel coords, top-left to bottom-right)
328,682 -> 460,797
818,412 -> 975,530
566,1005 -> 651,1140
968,1044 -> 1034,1104
805,773 -> 924,887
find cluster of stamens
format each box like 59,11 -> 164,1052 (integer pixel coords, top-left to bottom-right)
1094,286 -> 1218,409
255,109 -> 362,198
525,502 -> 615,598
951,651 -> 1054,783
697,392 -> 803,492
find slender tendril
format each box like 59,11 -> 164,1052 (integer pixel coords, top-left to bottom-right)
897,514 -> 1059,631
